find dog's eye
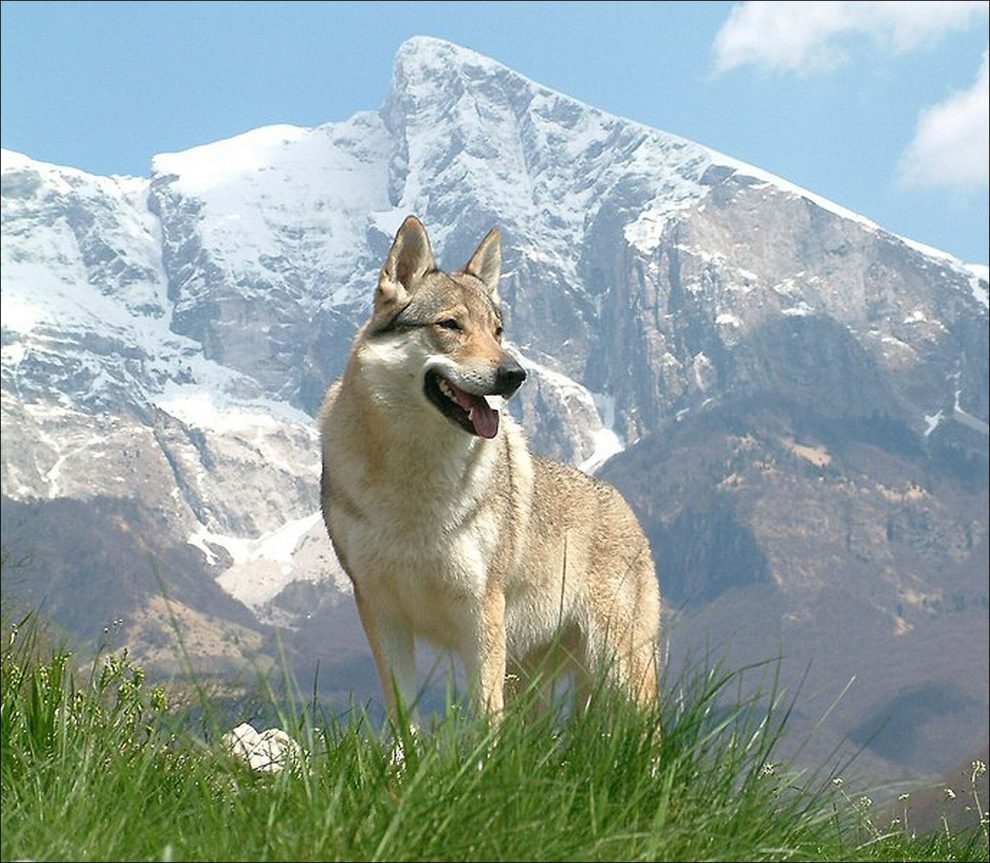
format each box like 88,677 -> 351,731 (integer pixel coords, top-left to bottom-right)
437,318 -> 463,332
494,326 -> 504,340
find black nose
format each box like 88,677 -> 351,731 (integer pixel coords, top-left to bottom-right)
494,360 -> 527,396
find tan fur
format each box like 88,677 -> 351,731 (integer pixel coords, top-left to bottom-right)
319,216 -> 661,720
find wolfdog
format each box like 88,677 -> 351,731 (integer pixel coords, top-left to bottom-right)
319,216 -> 660,720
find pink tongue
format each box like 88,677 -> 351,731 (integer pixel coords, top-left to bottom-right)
449,383 -> 500,439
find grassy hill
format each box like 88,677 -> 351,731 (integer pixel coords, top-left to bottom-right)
1,610 -> 987,862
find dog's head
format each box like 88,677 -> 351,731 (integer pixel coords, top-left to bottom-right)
359,216 -> 526,440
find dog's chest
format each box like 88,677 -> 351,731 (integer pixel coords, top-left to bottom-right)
323,415 -> 504,634
346,506 -> 497,647
335,479 -> 498,594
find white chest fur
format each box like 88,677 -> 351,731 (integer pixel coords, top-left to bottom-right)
324,423 -> 503,649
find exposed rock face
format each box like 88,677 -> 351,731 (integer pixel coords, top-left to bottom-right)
601,398 -> 988,778
1,36 -> 986,781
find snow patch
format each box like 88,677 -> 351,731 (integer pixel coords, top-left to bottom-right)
0,294 -> 43,334
894,241 -> 988,310
151,113 -> 391,310
517,354 -> 626,473
623,175 -> 712,254
953,385 -> 989,436
155,381 -> 314,434
189,511 -> 321,570
579,392 -> 625,475
967,265 -> 989,309
153,124 -> 308,195
192,512 -> 334,615
924,411 -> 944,437
782,301 -> 815,317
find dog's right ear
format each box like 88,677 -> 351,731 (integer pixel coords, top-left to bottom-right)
375,215 -> 435,316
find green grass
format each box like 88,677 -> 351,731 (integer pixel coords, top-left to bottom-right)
2,613 -> 987,862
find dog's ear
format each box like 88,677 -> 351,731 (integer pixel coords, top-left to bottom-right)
376,215 -> 435,314
461,227 -> 501,304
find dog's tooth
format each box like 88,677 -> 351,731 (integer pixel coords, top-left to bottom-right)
438,378 -> 460,405
484,395 -> 505,412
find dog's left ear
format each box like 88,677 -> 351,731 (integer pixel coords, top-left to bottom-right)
461,228 -> 501,304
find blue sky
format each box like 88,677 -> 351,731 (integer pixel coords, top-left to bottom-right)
2,1 -> 987,263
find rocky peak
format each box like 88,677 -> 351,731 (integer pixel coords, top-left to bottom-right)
2,38 -> 986,786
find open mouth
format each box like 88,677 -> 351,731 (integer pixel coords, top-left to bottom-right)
424,370 -> 501,439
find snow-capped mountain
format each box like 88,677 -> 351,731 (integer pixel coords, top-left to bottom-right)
2,36 -> 986,780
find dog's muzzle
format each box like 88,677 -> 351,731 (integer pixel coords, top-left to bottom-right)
424,359 -> 527,440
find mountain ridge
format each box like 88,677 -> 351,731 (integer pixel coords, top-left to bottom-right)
2,35 -> 986,784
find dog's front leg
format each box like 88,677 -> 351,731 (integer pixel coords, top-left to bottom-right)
354,586 -> 416,724
463,587 -> 506,720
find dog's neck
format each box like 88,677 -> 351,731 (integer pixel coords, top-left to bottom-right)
339,357 -> 495,489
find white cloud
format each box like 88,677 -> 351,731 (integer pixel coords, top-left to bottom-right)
713,1 -> 988,74
898,49 -> 990,191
